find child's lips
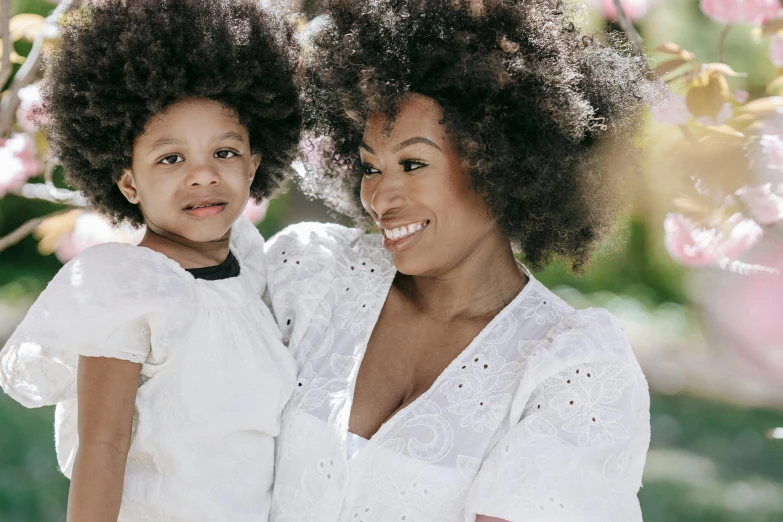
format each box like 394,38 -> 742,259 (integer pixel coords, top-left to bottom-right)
183,202 -> 227,218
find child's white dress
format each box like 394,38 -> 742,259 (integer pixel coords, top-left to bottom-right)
0,217 -> 296,522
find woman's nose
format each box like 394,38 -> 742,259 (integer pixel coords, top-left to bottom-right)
369,171 -> 407,217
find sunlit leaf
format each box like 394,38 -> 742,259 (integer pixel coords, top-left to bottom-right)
686,72 -> 730,119
654,42 -> 696,61
34,132 -> 49,159
34,210 -> 83,256
703,63 -> 745,77
9,14 -> 46,42
653,58 -> 691,78
673,195 -> 711,216
726,113 -> 760,131
734,96 -> 783,115
691,121 -> 745,142
0,41 -> 25,65
766,74 -> 783,95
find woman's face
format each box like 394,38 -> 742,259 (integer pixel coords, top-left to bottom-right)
359,94 -> 498,276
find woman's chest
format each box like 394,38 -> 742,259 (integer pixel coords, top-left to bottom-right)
275,311 -> 535,521
350,302 -> 498,439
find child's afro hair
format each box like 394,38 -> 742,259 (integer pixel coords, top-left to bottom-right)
42,0 -> 302,226
298,0 -> 656,271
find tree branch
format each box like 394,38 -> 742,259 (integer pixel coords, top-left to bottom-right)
0,209 -> 69,253
718,25 -> 732,64
13,182 -> 88,206
0,0 -> 11,91
612,0 -> 644,55
0,0 -> 83,135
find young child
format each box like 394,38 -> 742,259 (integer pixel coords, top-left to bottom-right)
0,1 -> 300,520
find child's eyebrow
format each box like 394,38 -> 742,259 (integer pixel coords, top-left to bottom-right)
150,137 -> 182,152
216,131 -> 246,143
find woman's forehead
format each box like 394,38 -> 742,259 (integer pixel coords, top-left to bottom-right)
362,95 -> 446,149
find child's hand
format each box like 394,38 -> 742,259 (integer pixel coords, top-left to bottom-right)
67,356 -> 142,522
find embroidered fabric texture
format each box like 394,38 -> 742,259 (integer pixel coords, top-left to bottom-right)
265,222 -> 651,522
0,216 -> 297,522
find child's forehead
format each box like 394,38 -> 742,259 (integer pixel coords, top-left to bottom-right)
138,98 -> 248,141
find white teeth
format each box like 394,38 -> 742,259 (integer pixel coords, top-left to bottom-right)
384,221 -> 426,241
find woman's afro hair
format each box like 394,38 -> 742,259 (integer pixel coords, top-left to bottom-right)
298,0 -> 655,271
42,0 -> 301,226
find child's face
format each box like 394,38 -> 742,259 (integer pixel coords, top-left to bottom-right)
119,98 -> 260,243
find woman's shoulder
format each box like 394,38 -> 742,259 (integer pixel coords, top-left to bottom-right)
265,222 -> 390,280
505,277 -> 639,368
266,221 -> 368,255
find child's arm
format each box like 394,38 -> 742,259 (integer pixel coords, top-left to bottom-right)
67,356 -> 142,522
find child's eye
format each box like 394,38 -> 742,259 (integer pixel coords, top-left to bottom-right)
159,154 -> 183,165
361,163 -> 381,176
401,160 -> 427,172
215,150 -> 237,159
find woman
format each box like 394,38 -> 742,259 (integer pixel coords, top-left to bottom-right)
265,0 -> 653,520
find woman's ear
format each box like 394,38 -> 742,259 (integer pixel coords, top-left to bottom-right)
118,170 -> 139,204
249,153 -> 262,182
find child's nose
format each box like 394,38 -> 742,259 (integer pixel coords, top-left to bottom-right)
186,162 -> 220,186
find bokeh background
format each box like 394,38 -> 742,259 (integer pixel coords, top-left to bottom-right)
2,0 -> 783,520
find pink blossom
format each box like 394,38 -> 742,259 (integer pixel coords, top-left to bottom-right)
664,212 -> 763,267
54,212 -> 144,263
700,0 -> 781,25
707,235 -> 783,382
16,84 -> 47,133
734,90 -> 750,103
651,93 -> 690,126
0,133 -> 41,197
243,198 -> 269,225
736,183 -> 783,225
592,0 -> 653,20
756,133 -> 783,182
770,35 -> 783,67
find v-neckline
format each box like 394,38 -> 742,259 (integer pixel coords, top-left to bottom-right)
342,258 -> 538,458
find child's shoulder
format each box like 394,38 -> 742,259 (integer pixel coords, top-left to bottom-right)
52,242 -> 191,302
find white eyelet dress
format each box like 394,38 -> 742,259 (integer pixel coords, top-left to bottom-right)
264,222 -> 651,522
0,217 -> 296,522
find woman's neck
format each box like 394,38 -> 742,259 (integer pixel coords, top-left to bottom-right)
396,232 -> 528,322
138,226 -> 231,270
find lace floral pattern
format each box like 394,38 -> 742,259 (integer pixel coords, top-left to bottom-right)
439,346 -> 523,433
265,222 -> 650,522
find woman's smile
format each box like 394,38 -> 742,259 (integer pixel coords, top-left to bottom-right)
380,219 -> 430,250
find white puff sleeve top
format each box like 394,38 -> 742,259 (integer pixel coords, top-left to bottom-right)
0,217 -> 296,522
264,222 -> 650,522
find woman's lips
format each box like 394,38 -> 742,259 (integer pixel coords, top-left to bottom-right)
381,220 -> 429,251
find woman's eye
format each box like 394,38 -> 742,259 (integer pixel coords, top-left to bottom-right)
159,154 -> 183,165
401,160 -> 427,172
361,163 -> 381,176
215,150 -> 237,159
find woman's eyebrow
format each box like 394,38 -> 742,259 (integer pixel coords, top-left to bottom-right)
393,137 -> 442,153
